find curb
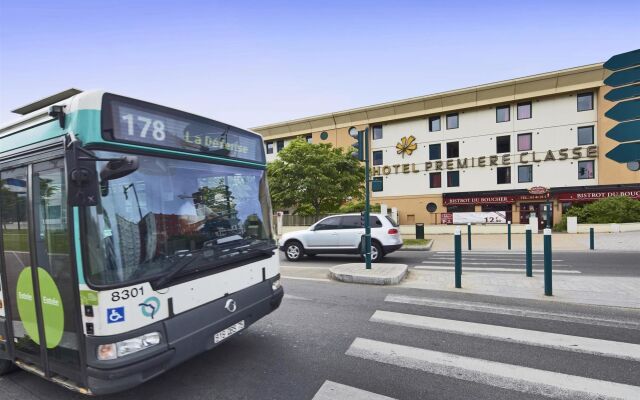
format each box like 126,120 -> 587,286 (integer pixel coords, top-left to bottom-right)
329,263 -> 408,285
398,240 -> 434,252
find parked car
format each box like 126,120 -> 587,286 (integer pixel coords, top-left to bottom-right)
279,213 -> 403,262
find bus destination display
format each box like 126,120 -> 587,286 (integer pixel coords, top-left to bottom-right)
106,99 -> 265,163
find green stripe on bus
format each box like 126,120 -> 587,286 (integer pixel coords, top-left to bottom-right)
73,207 -> 85,284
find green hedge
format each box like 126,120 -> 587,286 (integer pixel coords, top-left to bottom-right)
556,196 -> 640,231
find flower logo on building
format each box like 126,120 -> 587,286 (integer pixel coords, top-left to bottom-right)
396,135 -> 417,158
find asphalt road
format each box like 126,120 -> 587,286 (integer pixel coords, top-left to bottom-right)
2,279 -> 640,400
279,249 -> 640,276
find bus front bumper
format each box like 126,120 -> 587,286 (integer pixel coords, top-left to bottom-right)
85,276 -> 284,395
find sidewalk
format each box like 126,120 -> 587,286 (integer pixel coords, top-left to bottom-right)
403,269 -> 640,309
429,231 -> 640,252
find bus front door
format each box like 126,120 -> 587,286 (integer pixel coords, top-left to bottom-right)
0,160 -> 83,385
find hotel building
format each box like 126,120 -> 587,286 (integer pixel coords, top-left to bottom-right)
252,64 -> 640,227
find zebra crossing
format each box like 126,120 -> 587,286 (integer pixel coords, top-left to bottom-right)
311,292 -> 640,399
415,251 -> 581,274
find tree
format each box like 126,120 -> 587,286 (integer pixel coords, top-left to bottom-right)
267,139 -> 365,217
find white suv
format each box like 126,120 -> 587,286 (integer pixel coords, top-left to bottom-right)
279,213 -> 403,262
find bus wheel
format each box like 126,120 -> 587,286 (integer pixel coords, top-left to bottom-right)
0,359 -> 17,375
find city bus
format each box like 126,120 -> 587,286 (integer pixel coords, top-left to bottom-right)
0,89 -> 283,394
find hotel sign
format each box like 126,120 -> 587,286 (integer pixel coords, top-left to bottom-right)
372,146 -> 598,176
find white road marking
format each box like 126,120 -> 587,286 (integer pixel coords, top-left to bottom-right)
283,294 -> 312,301
281,276 -> 331,282
422,260 -> 570,266
384,294 -> 640,330
346,338 -> 640,400
370,310 -> 640,361
312,380 -> 396,400
436,251 -> 543,255
414,266 -> 580,274
429,257 -> 561,262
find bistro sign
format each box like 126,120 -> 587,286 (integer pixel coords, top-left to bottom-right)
372,146 -> 598,176
557,189 -> 640,202
444,193 -> 550,206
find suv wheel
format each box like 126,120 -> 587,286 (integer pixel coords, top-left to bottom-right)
284,240 -> 304,262
361,242 -> 384,262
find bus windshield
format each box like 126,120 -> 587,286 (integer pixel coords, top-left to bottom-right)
84,151 -> 275,286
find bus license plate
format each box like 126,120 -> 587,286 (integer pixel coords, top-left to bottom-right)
214,320 -> 245,343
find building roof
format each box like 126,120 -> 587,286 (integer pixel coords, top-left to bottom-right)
252,63 -> 605,139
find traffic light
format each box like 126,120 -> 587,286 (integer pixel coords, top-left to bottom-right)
348,127 -> 364,161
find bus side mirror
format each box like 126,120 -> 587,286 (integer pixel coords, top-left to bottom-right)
66,137 -> 100,207
99,157 -> 139,182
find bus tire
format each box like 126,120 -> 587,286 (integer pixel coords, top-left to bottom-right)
284,240 -> 304,262
0,359 -> 17,375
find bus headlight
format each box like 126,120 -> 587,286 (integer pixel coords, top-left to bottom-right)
97,332 -> 161,360
271,278 -> 281,291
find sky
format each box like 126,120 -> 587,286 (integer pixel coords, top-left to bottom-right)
1,0 -> 639,129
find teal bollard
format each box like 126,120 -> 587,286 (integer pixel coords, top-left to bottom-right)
455,228 -> 462,288
590,227 -> 595,250
507,221 -> 512,250
544,228 -> 552,296
467,223 -> 472,250
525,225 -> 532,277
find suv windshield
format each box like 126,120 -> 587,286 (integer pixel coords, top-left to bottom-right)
84,151 -> 274,286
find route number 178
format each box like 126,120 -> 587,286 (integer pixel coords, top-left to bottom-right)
122,114 -> 166,141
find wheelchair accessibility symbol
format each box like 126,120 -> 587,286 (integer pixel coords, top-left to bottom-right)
107,307 -> 125,324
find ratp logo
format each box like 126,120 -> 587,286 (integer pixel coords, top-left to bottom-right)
139,297 -> 161,319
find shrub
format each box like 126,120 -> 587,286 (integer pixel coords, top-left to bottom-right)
564,196 -> 640,224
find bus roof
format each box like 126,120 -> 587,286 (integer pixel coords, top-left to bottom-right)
1,90 -> 266,166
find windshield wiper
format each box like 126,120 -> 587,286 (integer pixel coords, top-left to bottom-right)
150,242 -> 277,289
151,252 -> 201,289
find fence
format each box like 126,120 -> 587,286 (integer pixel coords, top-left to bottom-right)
276,214 -> 334,227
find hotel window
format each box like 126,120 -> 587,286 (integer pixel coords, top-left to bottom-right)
496,105 -> 510,123
577,126 -> 594,145
372,150 -> 383,166
429,116 -> 441,132
266,142 -> 274,154
305,134 -> 313,143
429,172 -> 442,188
577,92 -> 594,111
518,165 -> 533,183
429,143 -> 441,160
578,160 -> 595,179
373,125 -> 383,140
497,166 -> 511,184
446,141 -> 459,158
517,102 -> 532,119
496,135 -> 511,153
447,171 -> 460,187
517,133 -> 532,151
372,177 -> 383,192
446,113 -> 459,129
276,140 -> 285,152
